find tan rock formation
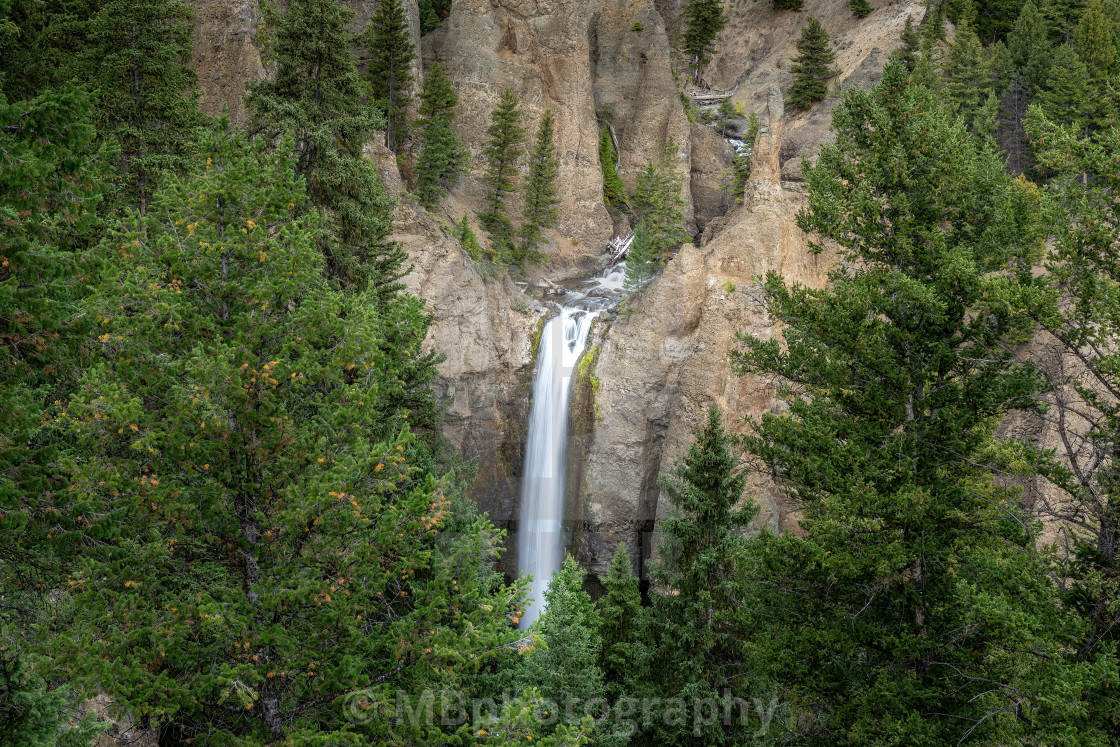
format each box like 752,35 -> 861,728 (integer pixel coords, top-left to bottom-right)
422,0 -> 694,275
576,85 -> 834,576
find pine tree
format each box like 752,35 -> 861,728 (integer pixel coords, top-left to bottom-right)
516,557 -> 606,732
598,125 -> 628,211
680,0 -> 727,84
893,14 -> 921,71
75,0 -> 202,212
1008,0 -> 1053,91
850,0 -> 873,19
1038,43 -> 1096,131
787,17 -> 838,110
414,64 -> 468,209
363,0 -> 414,152
480,89 -> 525,256
623,220 -> 659,293
1074,0 -> 1119,90
1023,113 -> 1120,740
0,652 -> 105,746
734,60 -> 1104,743
943,18 -> 1001,135
639,405 -> 761,745
518,109 -> 560,263
0,83 -> 111,617
597,544 -> 647,703
631,140 -> 688,261
247,0 -> 402,296
55,124 -> 524,744
773,0 -> 803,11
453,214 -> 486,261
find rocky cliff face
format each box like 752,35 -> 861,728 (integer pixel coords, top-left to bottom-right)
184,0 -> 917,579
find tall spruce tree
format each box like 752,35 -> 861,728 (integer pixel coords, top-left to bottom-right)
247,0 -> 402,296
733,60 -> 1105,743
480,89 -> 525,258
894,15 -> 921,71
622,220 -> 659,293
638,405 -> 762,746
414,62 -> 468,208
56,124 -> 524,744
943,18 -> 1001,135
1074,0 -> 1119,90
518,109 -> 560,264
598,125 -> 629,211
1038,43 -> 1096,132
0,83 -> 111,622
1025,112 -> 1120,739
75,0 -> 202,212
1008,0 -> 1053,91
680,0 -> 727,84
363,0 -> 414,152
787,17 -> 838,110
631,140 -> 688,261
596,544 -> 647,704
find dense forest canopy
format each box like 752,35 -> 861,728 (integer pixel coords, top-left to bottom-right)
1,0 -> 1119,743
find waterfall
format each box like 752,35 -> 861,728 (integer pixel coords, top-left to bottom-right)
518,307 -> 599,628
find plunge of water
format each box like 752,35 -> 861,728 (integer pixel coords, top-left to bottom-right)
518,307 -> 599,628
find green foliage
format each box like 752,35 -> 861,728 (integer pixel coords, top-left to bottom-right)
0,83 -> 111,612
729,112 -> 760,201
637,405 -> 762,745
518,110 -> 560,264
849,0 -> 872,19
247,0 -> 402,297
630,20 -> 644,31
1074,0 -> 1119,88
733,60 -> 1107,743
596,545 -> 647,704
415,63 -> 468,209
454,214 -> 486,262
631,140 -> 688,261
598,126 -> 629,211
773,0 -> 803,11
1008,0 -> 1053,90
1026,114 -> 1120,737
787,17 -> 838,110
481,89 -> 525,259
75,0 -> 203,212
622,220 -> 659,294
943,18 -> 1001,136
55,124 -> 523,744
0,653 -> 104,746
362,0 -> 414,152
1038,43 -> 1097,130
893,14 -> 921,72
680,0 -> 727,83
417,0 -> 450,34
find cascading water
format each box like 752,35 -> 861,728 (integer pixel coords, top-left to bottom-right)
518,307 -> 599,628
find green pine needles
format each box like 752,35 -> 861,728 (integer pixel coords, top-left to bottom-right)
787,16 -> 838,110
481,89 -> 526,262
518,109 -> 561,264
681,0 -> 728,84
599,125 -> 629,211
363,0 -> 414,152
415,62 -> 468,209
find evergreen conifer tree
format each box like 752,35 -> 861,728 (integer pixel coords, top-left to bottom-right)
1074,0 -> 1119,90
56,124 -> 523,744
0,83 -> 111,614
733,60 -> 1103,743
597,545 -> 647,703
1009,0 -> 1053,90
638,405 -> 761,745
0,652 -> 104,746
787,17 -> 838,110
362,0 -> 414,152
518,109 -> 560,263
414,63 -> 468,209
516,557 -> 606,733
481,89 -> 525,258
850,0 -> 873,19
622,220 -> 659,293
773,0 -> 803,11
943,18 -> 1001,135
598,125 -> 629,211
76,0 -> 202,212
894,14 -> 921,71
247,0 -> 402,296
1039,43 -> 1096,131
681,0 -> 727,84
631,141 -> 688,261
